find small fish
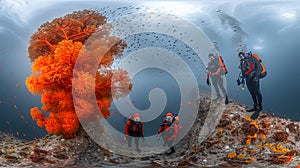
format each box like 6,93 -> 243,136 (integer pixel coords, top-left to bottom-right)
187,102 -> 192,105
20,115 -> 24,119
16,83 -> 20,87
16,131 -> 19,136
14,105 -> 18,110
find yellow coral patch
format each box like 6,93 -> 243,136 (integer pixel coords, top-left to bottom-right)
250,121 -> 259,128
217,128 -> 223,138
282,148 -> 290,153
245,116 -> 251,121
245,157 -> 256,163
259,134 -> 266,141
276,144 -> 283,149
247,133 -> 257,139
228,152 -> 237,159
246,138 -> 252,145
237,153 -> 246,159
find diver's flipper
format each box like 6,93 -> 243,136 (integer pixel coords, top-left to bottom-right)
246,107 -> 257,112
165,147 -> 175,155
256,105 -> 263,112
251,111 -> 260,120
225,95 -> 229,105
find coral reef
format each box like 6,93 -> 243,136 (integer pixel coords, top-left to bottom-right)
2,98 -> 300,167
26,10 -> 131,138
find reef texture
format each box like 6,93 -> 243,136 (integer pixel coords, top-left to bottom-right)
1,98 -> 300,167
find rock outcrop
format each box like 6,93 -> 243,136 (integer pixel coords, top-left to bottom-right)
1,98 -> 300,167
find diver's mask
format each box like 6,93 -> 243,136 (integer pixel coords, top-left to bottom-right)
133,117 -> 141,122
166,116 -> 173,125
208,54 -> 215,61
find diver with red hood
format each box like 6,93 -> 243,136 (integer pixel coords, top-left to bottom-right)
157,112 -> 179,154
124,113 -> 144,153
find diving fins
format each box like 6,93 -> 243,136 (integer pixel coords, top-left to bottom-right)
246,105 -> 257,112
251,111 -> 260,120
136,148 -> 141,153
225,95 -> 229,105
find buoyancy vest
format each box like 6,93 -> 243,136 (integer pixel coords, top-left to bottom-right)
251,53 -> 267,78
128,120 -> 143,137
218,55 -> 228,75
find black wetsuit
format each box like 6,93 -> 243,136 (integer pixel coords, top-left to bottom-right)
207,58 -> 227,99
240,56 -> 263,108
125,120 -> 144,152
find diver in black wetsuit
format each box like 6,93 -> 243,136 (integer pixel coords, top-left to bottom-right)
238,52 -> 263,119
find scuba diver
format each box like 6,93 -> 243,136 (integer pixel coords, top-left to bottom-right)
124,113 -> 144,153
157,113 -> 179,154
206,53 -> 229,104
237,51 -> 267,120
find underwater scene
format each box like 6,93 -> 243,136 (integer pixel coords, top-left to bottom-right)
1,0 -> 300,167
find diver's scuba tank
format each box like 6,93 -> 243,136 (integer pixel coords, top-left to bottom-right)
124,114 -> 132,124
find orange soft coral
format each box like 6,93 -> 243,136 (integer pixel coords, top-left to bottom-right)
61,111 -> 79,134
45,117 -> 62,135
26,10 -> 131,138
30,107 -> 45,127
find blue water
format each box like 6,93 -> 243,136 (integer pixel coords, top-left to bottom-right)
107,68 -> 182,137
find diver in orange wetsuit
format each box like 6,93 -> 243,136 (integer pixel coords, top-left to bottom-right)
157,113 -> 178,154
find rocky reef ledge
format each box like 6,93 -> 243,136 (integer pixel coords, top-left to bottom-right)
1,98 -> 300,167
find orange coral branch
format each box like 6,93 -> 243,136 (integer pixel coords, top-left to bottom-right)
60,28 -> 69,40
57,33 -> 67,39
26,10 -> 131,139
68,32 -> 85,39
43,39 -> 55,49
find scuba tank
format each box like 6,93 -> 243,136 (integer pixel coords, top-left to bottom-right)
124,114 -> 133,124
247,51 -> 267,78
217,55 -> 228,75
